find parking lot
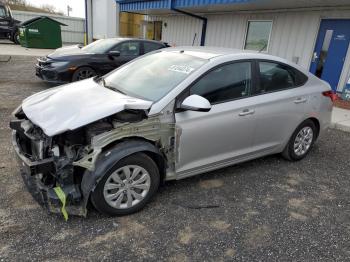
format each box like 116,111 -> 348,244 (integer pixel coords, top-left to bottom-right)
0,54 -> 350,261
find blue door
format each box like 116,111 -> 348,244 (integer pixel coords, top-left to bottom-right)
310,19 -> 350,91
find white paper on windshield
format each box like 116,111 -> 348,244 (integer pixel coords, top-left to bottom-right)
168,65 -> 195,74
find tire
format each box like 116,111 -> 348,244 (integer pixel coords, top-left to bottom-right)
91,153 -> 160,216
72,67 -> 96,82
12,31 -> 20,45
282,119 -> 317,161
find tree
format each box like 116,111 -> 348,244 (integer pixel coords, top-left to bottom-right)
3,0 -> 26,5
41,4 -> 56,13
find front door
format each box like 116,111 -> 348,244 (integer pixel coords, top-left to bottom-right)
109,41 -> 141,70
310,19 -> 350,91
0,5 -> 11,36
175,61 -> 256,177
93,41 -> 141,75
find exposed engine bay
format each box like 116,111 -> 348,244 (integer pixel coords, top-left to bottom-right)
10,104 -> 176,217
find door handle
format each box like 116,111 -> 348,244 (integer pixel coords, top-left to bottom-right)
312,52 -> 319,63
294,98 -> 307,104
239,109 -> 255,116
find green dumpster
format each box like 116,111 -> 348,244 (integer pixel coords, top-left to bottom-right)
19,16 -> 66,49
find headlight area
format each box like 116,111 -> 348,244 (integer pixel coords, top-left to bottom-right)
9,110 -> 152,218
10,118 -> 90,217
9,114 -> 117,218
35,59 -> 72,83
49,61 -> 70,68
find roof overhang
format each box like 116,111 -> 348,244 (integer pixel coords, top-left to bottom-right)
116,0 -> 350,15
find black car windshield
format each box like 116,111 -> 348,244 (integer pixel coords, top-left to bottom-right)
82,39 -> 120,54
104,51 -> 207,101
0,6 -> 7,17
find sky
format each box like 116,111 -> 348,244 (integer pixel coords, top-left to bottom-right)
26,0 -> 85,18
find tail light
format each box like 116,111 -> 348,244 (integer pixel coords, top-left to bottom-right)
322,91 -> 338,102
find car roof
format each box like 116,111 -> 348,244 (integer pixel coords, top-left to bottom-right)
162,46 -> 307,72
106,37 -> 166,44
164,46 -> 250,58
165,46 -> 279,59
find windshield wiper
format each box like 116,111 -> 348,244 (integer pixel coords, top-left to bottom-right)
100,77 -> 127,95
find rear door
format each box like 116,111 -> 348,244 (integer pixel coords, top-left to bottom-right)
250,60 -> 309,152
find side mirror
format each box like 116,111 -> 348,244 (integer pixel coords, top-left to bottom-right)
180,95 -> 211,112
108,50 -> 120,57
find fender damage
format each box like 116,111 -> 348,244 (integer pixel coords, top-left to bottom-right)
10,81 -> 177,217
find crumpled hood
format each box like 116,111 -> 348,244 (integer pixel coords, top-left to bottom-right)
48,45 -> 85,59
22,78 -> 153,136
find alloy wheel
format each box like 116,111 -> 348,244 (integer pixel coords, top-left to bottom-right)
293,126 -> 314,156
76,69 -> 95,80
103,165 -> 151,209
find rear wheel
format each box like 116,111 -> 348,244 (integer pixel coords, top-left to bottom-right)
72,67 -> 96,82
282,120 -> 317,161
91,153 -> 160,216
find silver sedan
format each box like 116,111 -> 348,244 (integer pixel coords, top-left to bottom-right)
11,47 -> 334,217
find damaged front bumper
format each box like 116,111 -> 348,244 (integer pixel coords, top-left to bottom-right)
11,129 -> 86,217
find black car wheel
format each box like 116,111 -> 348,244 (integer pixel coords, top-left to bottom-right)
91,153 -> 160,216
72,67 -> 96,82
13,31 -> 20,45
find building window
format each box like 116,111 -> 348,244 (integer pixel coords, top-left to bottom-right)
244,21 -> 273,52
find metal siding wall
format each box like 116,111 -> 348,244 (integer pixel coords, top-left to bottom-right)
92,0 -> 118,39
205,11 -> 322,68
161,15 -> 203,46
12,10 -> 85,44
153,9 -> 350,91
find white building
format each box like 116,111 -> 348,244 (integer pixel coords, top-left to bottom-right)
114,0 -> 350,93
85,0 -> 119,42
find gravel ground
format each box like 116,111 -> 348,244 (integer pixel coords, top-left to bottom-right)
0,56 -> 350,261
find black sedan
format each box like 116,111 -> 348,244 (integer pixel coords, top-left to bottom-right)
35,38 -> 169,83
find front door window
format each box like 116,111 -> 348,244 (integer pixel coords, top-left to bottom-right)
190,62 -> 252,104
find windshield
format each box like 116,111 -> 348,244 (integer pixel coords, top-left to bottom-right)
82,39 -> 120,54
104,51 -> 207,101
0,6 -> 7,17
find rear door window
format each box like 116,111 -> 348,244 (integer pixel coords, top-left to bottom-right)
143,42 -> 164,54
254,61 -> 308,95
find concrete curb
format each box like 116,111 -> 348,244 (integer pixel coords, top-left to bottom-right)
330,122 -> 350,133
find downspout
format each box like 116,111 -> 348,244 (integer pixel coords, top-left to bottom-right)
84,0 -> 88,45
169,0 -> 207,46
85,0 -> 93,44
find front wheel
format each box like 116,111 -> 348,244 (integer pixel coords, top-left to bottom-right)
72,67 -> 96,82
282,120 -> 317,161
91,153 -> 160,216
12,31 -> 20,45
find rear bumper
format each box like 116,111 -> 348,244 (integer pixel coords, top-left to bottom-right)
11,130 -> 86,217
